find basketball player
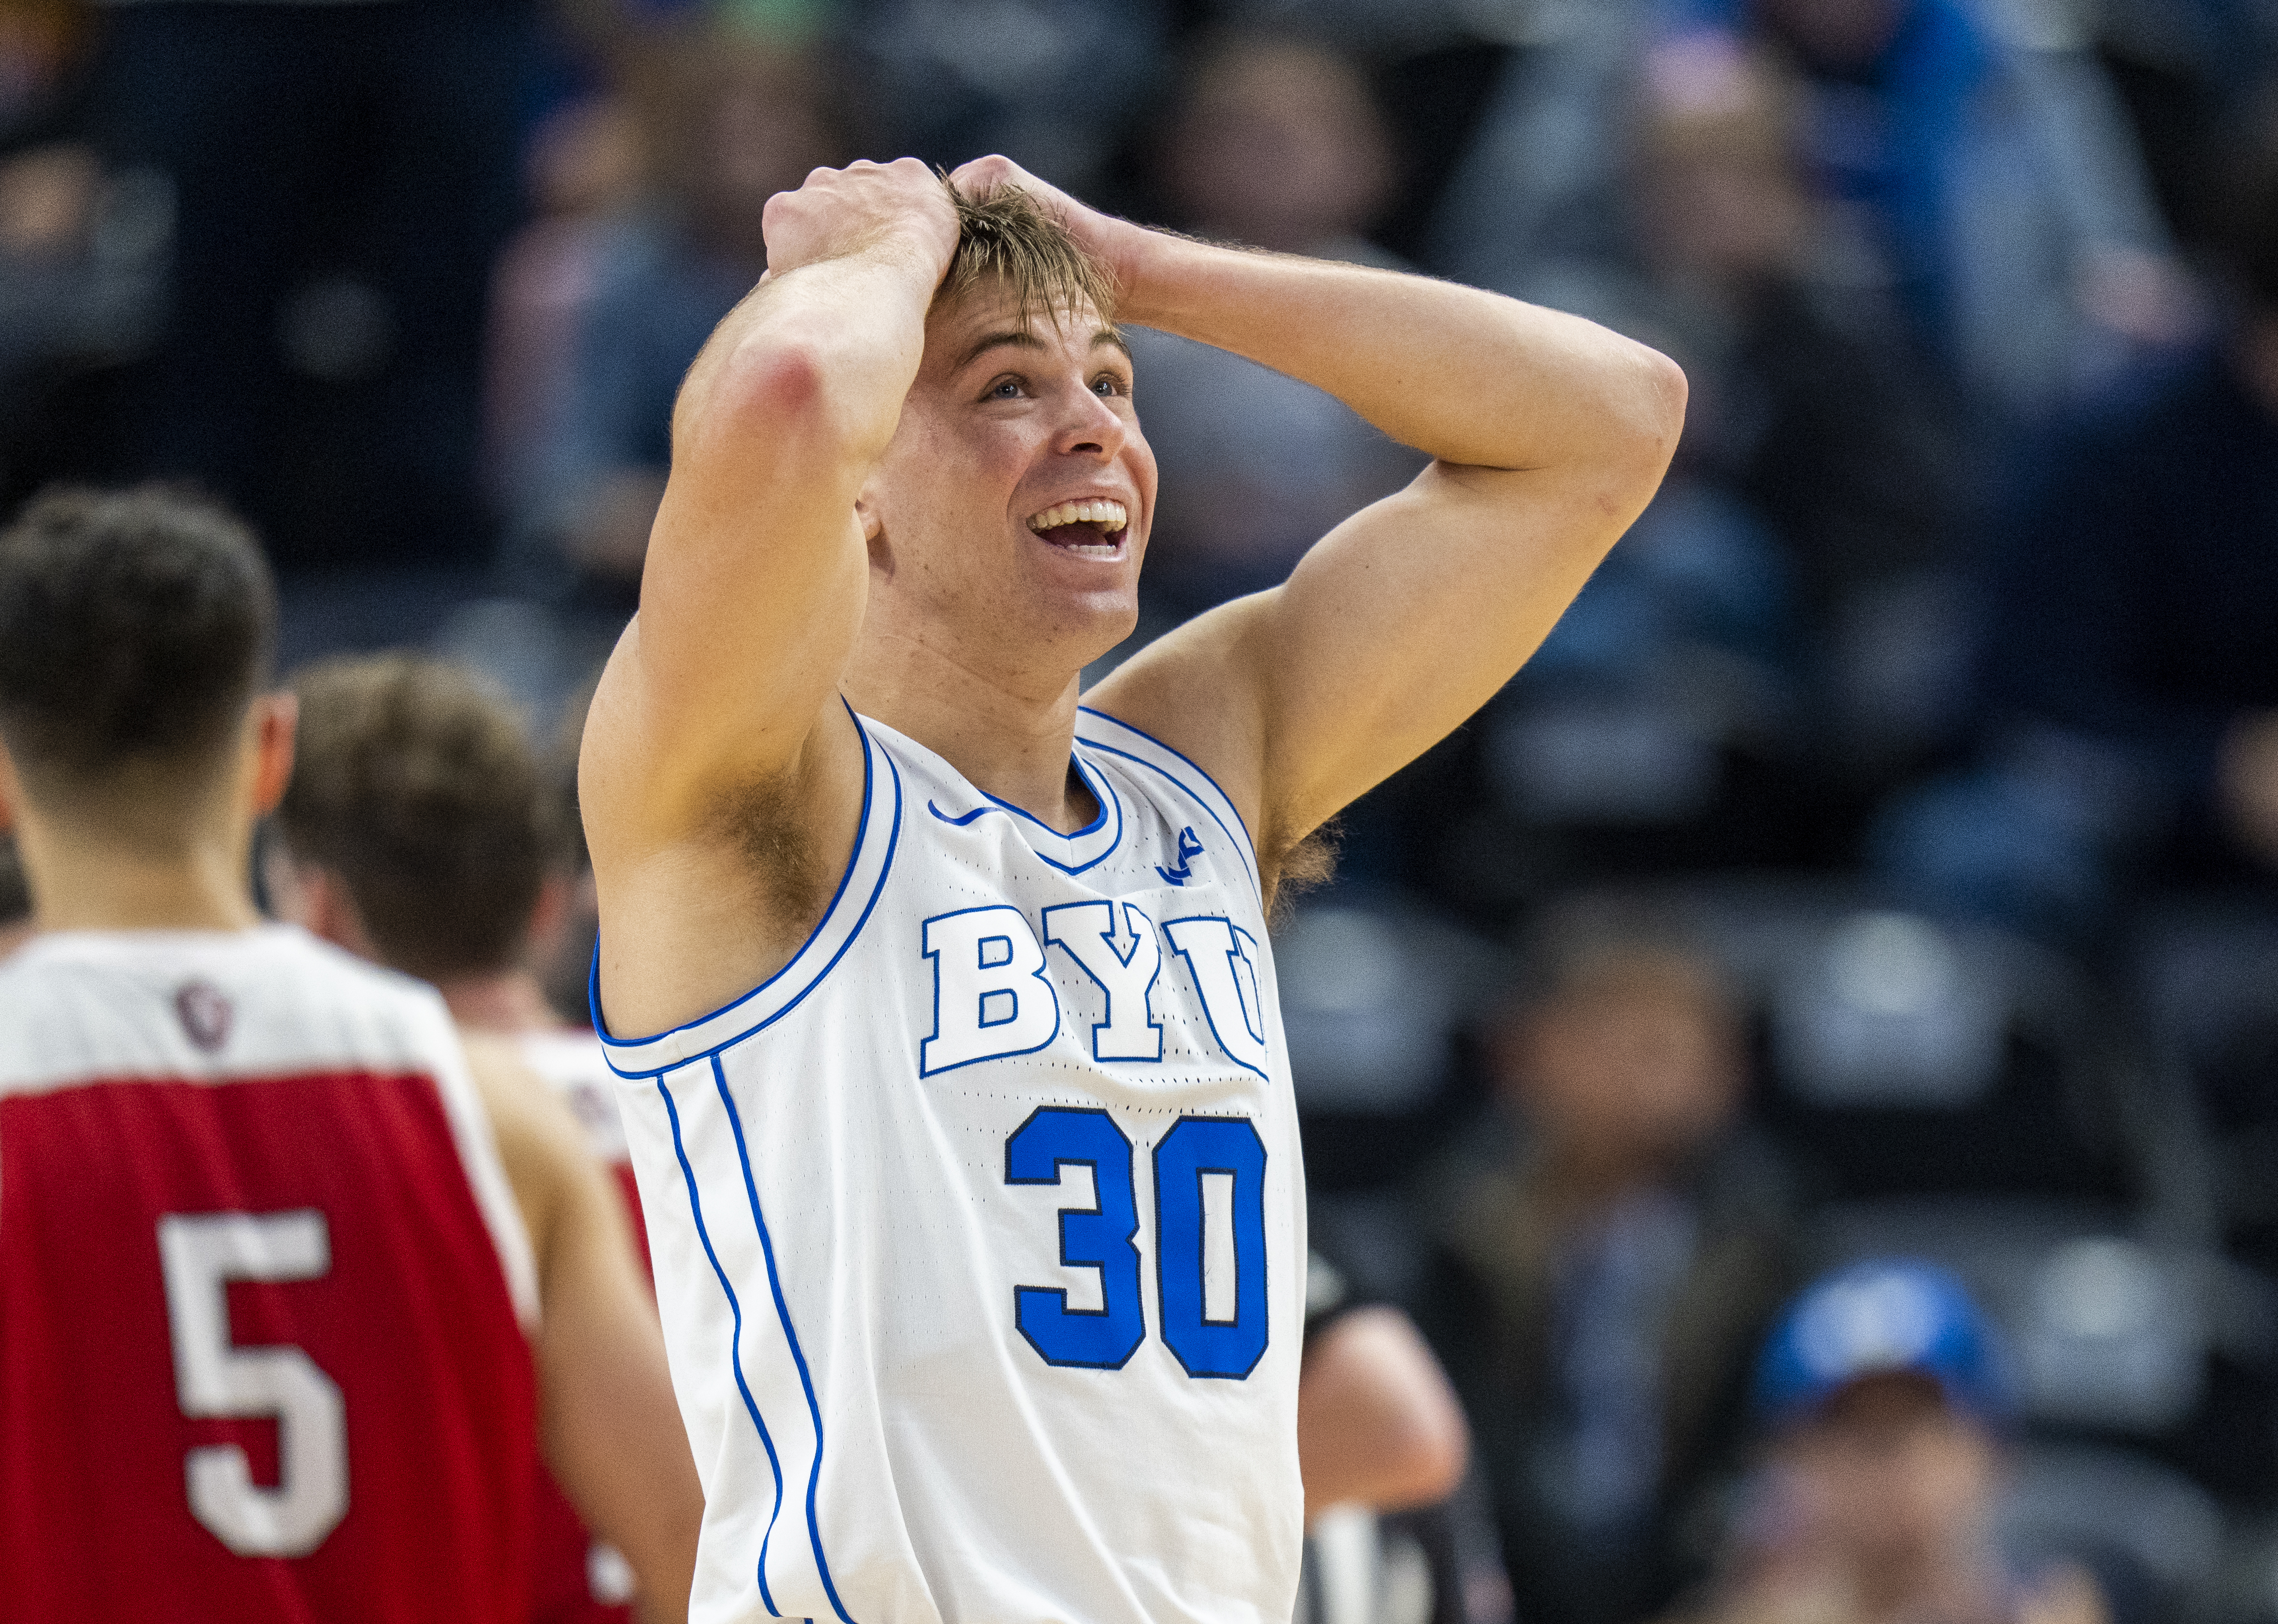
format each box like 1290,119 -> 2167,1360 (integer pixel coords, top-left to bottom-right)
579,158 -> 1683,1621
0,486 -> 698,1621
268,649 -> 676,1623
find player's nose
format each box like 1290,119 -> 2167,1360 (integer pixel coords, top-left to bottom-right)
1050,380 -> 1127,460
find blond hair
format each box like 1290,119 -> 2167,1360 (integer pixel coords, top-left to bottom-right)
937,177 -> 1119,329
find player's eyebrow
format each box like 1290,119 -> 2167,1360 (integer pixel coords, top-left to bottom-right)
957,327 -> 1133,371
957,329 -> 1044,370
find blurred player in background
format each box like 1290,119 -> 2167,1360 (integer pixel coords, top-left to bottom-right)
0,485 -> 697,1622
580,154 -> 1681,1621
269,649 -> 675,1624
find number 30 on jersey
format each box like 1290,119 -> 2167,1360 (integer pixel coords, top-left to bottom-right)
1005,1107 -> 1269,1380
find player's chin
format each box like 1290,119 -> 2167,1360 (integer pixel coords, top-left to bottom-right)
1025,566 -> 1139,649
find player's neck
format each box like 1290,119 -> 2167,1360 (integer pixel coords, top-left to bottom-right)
434,969 -> 560,1036
841,633 -> 1098,834
21,824 -> 262,935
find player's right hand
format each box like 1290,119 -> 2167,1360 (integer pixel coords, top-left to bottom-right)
760,157 -> 959,285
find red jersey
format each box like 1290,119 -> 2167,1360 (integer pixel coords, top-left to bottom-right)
518,1027 -> 650,1624
0,926 -> 542,1622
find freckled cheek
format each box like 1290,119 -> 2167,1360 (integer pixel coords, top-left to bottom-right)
958,429 -> 1044,517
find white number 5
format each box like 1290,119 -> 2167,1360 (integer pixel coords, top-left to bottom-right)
157,1211 -> 347,1557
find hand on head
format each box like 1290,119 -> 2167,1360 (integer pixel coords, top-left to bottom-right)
945,156 -> 1147,299
758,154 -> 1145,309
759,156 -> 959,284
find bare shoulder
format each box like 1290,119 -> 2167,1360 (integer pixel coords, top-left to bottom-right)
458,1032 -> 584,1261
459,1031 -> 562,1140
1083,594 -> 1274,849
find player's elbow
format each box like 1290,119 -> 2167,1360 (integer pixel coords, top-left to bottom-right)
681,331 -> 892,467
1375,1375 -> 1470,1510
698,335 -> 830,438
1609,342 -> 1688,475
1644,345 -> 1689,437
1299,1307 -> 1472,1515
1376,1357 -> 1467,1503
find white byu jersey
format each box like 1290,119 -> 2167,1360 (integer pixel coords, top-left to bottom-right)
596,707 -> 1306,1624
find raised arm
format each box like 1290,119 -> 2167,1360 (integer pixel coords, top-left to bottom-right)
1020,161 -> 1685,880
580,160 -> 957,861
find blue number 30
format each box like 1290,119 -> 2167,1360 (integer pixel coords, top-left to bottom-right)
1003,1107 -> 1270,1380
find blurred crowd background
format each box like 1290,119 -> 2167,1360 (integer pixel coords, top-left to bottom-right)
8,0 -> 2278,1622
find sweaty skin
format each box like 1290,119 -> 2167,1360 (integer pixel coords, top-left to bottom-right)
581,154 -> 1684,1041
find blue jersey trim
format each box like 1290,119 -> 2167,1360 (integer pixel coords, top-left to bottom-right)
926,753 -> 1110,835
923,753 -> 1124,876
1075,706 -> 1257,865
1080,740 -> 1260,907
594,714 -> 904,1077
657,1076 -> 787,1619
712,1054 -> 858,1624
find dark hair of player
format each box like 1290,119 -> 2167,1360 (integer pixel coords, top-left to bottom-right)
0,484 -> 276,851
277,654 -> 563,983
938,176 -> 1119,330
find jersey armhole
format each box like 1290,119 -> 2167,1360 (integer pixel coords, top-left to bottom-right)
590,711 -> 904,1075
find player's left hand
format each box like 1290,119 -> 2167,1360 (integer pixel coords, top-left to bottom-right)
947,155 -> 1153,302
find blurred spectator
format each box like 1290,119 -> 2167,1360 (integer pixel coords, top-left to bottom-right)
485,90 -> 644,518
1873,112 -> 2278,942
1675,1261 -> 2106,1624
83,0 -> 542,572
0,3 -> 89,178
1475,33 -> 1966,855
0,2 -> 166,510
1615,36 -> 1959,631
1416,906 -> 1803,1624
1127,31 -> 1424,622
0,829 -> 28,957
836,0 -> 1165,200
1434,0 -> 2193,428
516,29 -> 842,611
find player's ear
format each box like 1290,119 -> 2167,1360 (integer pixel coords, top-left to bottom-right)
854,484 -> 885,546
248,691 -> 299,819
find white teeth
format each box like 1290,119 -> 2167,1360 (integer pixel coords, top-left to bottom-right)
1027,499 -> 1129,534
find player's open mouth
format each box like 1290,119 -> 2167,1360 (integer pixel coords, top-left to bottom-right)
1027,499 -> 1128,560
